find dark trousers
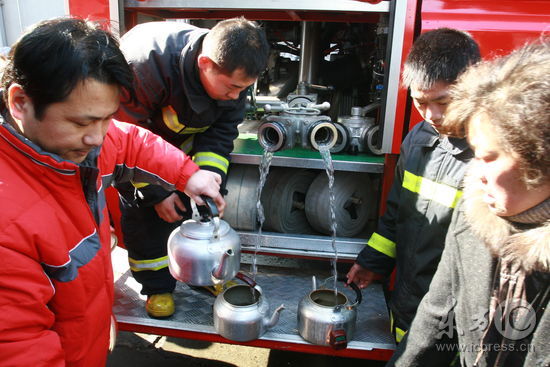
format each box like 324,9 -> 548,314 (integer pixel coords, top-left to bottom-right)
120,192 -> 191,295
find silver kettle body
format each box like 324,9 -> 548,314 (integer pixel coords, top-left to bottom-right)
167,197 -> 241,286
213,283 -> 285,342
297,276 -> 362,349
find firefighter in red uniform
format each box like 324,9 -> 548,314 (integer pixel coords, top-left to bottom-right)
0,17 -> 223,366
114,18 -> 270,318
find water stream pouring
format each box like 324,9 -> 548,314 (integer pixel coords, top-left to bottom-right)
251,150 -> 274,280
318,145 -> 339,293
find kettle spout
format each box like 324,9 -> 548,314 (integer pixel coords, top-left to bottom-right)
264,304 -> 285,329
211,249 -> 234,280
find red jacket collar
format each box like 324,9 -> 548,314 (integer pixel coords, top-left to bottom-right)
0,122 -> 80,173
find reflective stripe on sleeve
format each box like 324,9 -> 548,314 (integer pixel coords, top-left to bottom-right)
128,256 -> 169,272
402,170 -> 463,208
162,105 -> 186,133
367,232 -> 396,258
395,326 -> 406,343
193,152 -> 229,174
178,126 -> 210,134
162,106 -> 209,135
390,311 -> 407,343
179,135 -> 194,154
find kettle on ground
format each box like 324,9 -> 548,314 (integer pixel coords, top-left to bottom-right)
213,275 -> 285,342
297,276 -> 362,349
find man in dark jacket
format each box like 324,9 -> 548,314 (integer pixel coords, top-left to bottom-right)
346,28 -> 480,342
114,18 -> 270,318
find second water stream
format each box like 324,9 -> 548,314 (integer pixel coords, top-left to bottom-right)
251,146 -> 339,299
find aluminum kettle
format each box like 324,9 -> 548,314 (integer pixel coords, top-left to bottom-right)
167,196 -> 241,286
297,276 -> 362,349
214,276 -> 285,342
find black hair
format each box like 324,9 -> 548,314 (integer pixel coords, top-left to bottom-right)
206,17 -> 270,78
1,17 -> 134,119
402,28 -> 481,90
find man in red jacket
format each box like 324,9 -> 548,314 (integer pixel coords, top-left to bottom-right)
0,17 -> 224,367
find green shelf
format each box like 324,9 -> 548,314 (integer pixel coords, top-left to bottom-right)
233,135 -> 385,164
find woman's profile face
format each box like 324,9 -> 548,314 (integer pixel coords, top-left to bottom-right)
468,113 -> 550,217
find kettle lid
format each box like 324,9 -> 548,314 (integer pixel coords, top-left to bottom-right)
180,217 -> 231,240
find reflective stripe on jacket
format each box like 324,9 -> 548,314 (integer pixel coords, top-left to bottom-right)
356,120 -> 473,330
115,21 -> 244,183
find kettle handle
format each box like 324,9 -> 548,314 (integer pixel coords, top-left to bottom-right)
338,276 -> 362,306
190,195 -> 220,239
200,195 -> 219,219
235,271 -> 257,288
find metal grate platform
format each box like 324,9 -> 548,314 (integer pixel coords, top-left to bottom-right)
112,247 -> 395,352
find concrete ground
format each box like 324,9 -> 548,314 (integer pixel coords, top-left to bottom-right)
107,331 -> 388,367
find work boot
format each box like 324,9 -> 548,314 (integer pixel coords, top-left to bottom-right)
146,293 -> 175,318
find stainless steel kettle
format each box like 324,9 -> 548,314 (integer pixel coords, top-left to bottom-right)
297,276 -> 362,349
213,276 -> 285,342
167,196 -> 241,286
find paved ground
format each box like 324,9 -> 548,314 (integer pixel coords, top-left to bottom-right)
107,331 -> 388,367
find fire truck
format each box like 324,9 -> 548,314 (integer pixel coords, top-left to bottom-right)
65,0 -> 550,361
